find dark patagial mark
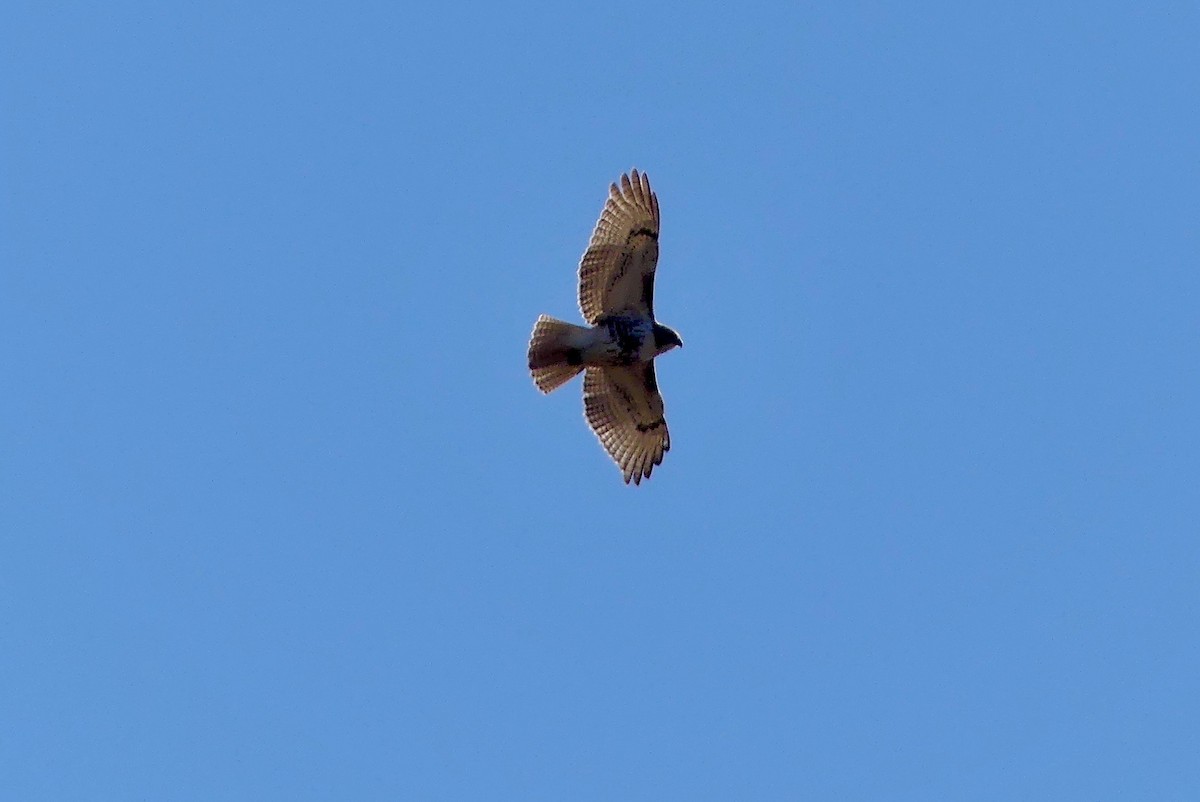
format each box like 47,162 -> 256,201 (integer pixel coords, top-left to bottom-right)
636,366 -> 665,433
642,363 -> 659,392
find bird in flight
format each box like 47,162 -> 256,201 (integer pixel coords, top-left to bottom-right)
527,169 -> 683,485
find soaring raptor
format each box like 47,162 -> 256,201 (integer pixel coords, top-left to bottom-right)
527,169 -> 683,484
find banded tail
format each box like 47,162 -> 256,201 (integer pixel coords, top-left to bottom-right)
527,315 -> 589,393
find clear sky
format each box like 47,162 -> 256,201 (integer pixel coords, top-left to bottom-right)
3,2 -> 1198,799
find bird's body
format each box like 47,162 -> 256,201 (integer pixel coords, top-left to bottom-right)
527,169 -> 682,484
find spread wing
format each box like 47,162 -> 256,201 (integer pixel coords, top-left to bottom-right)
578,169 -> 660,324
583,364 -> 670,485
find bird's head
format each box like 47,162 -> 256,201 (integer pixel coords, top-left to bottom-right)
653,323 -> 684,354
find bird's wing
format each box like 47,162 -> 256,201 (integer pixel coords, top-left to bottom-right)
583,364 -> 670,485
578,170 -> 660,324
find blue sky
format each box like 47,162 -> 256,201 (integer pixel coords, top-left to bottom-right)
3,1 -> 1198,799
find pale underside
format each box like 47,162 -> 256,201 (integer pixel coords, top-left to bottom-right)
582,364 -> 669,485
578,169 -> 661,323
576,170 -> 670,484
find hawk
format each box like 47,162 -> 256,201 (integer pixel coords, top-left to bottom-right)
527,169 -> 683,484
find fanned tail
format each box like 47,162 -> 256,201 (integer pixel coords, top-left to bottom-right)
528,315 -> 588,393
